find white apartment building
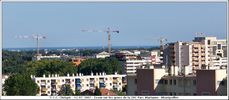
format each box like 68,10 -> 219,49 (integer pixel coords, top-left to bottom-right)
33,54 -> 61,61
193,37 -> 227,66
125,59 -> 146,75
95,51 -> 110,58
151,50 -> 161,64
32,72 -> 126,96
162,36 -> 227,74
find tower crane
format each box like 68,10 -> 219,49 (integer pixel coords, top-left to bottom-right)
195,32 -> 204,37
15,34 -> 46,60
81,27 -> 119,54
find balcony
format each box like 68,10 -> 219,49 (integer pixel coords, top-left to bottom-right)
41,88 -> 47,92
40,82 -> 46,86
99,83 -> 106,88
99,80 -> 105,83
75,79 -> 81,84
51,88 -> 56,91
89,80 -> 95,84
113,80 -> 118,83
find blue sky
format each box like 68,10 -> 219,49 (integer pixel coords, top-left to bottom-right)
3,2 -> 227,48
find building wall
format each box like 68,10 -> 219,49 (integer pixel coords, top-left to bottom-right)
126,75 -> 137,95
33,73 -> 126,96
136,69 -> 154,95
196,70 -> 216,95
125,59 -> 145,75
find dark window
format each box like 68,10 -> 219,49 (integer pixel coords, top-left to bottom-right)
135,79 -> 137,84
170,79 -> 172,85
164,80 -> 168,84
193,93 -> 197,95
208,40 -> 211,45
174,92 -> 176,95
220,81 -> 225,86
217,44 -> 221,49
170,92 -> 173,95
193,80 -> 196,86
159,79 -> 164,84
174,80 -> 176,85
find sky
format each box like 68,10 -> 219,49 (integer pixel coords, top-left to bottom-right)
3,2 -> 227,48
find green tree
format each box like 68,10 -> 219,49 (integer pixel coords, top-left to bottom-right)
79,57 -> 122,75
26,60 -> 77,77
58,84 -> 74,96
75,90 -> 81,95
2,50 -> 34,74
112,90 -> 126,96
93,87 -> 101,96
3,73 -> 39,96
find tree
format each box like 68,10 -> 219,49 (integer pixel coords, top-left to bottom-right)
58,84 -> 74,96
3,73 -> 39,96
112,90 -> 126,96
25,60 -> 77,77
2,50 -> 33,74
74,90 -> 81,95
93,87 -> 101,96
79,57 -> 122,75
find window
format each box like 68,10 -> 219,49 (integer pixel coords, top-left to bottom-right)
164,80 -> 168,84
169,92 -> 173,95
170,79 -> 172,85
158,79 -> 164,84
62,80 -> 64,82
193,93 -> 197,95
110,83 -> 112,86
173,80 -> 176,85
37,80 -> 40,83
135,79 -> 137,84
217,44 -> 221,49
193,80 -> 196,86
220,81 -> 225,86
86,84 -> 89,87
174,92 -> 176,95
47,80 -> 50,83
208,40 -> 210,45
48,86 -> 50,88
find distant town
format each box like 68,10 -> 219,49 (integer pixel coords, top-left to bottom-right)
2,35 -> 227,96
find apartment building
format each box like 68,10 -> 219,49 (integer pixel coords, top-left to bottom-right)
151,50 -> 161,64
130,66 -> 227,96
33,54 -> 62,61
95,51 -> 110,58
193,37 -> 227,65
162,36 -> 227,73
196,69 -> 227,95
32,72 -> 126,96
125,59 -> 146,75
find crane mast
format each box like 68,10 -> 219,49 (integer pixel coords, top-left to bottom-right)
82,27 -> 119,54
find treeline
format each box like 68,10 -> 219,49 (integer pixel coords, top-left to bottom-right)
2,50 -> 34,74
78,57 -> 122,75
